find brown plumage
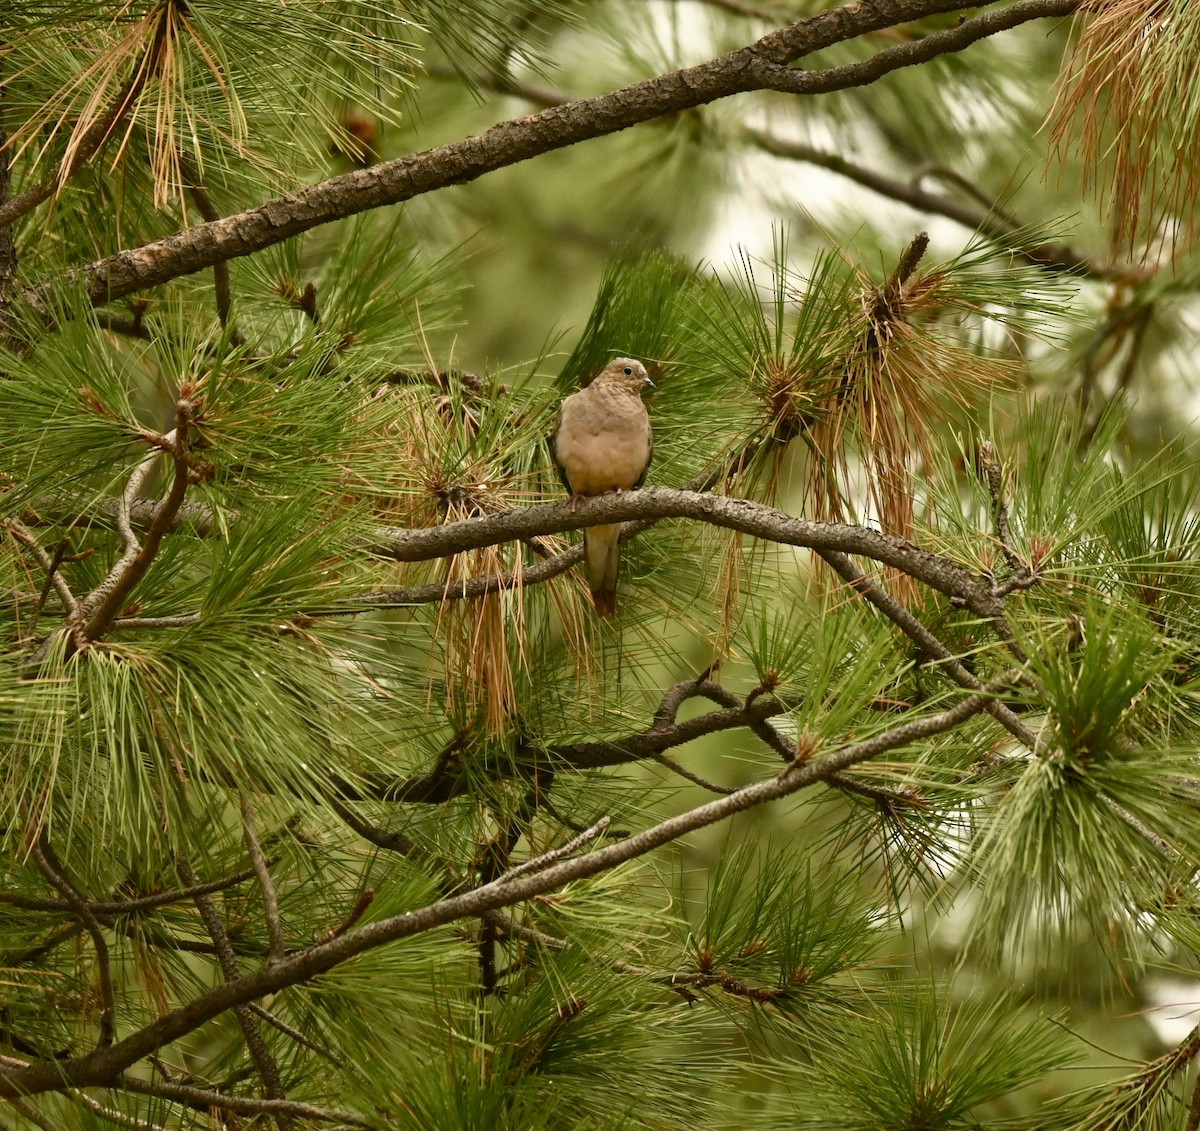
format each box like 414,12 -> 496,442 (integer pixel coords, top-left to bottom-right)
550,357 -> 654,617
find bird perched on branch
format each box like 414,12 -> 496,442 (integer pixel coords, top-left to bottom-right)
551,357 -> 654,617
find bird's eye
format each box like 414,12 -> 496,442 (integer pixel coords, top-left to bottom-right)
623,366 -> 633,375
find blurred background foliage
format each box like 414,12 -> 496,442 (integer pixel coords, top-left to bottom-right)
6,1 -> 1200,1128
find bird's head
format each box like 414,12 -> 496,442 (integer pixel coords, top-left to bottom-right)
596,357 -> 654,395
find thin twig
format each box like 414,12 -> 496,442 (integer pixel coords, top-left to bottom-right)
110,612 -> 201,629
246,1004 -> 350,1071
174,854 -> 292,1126
70,1090 -> 166,1131
326,795 -> 423,859
315,890 -> 376,945
744,128 -> 1130,281
179,153 -> 234,331
481,909 -> 568,951
82,396 -> 198,642
6,518 -> 85,641
30,835 -> 116,1049
7,1098 -> 58,1131
114,1075 -> 371,1128
0,864 -> 267,916
687,678 -> 925,807
498,818 -> 612,883
0,54 -> 157,230
240,797 -> 285,964
650,752 -> 739,794
977,441 -> 1024,573
816,549 -> 1041,751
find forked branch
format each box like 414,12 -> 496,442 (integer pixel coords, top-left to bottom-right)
21,0 -> 1080,314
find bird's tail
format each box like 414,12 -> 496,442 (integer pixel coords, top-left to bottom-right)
584,524 -> 621,618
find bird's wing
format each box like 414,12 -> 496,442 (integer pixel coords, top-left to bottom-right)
547,407 -> 573,494
633,418 -> 653,489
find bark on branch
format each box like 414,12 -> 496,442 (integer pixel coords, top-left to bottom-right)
371,486 -> 1006,619
0,678 -> 1004,1100
24,0 -> 1079,314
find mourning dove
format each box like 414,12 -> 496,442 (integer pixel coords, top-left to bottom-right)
551,357 -> 654,617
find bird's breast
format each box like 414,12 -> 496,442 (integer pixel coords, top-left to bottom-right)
556,393 -> 651,496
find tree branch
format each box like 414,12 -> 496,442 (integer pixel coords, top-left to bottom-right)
751,0 -> 1080,96
0,864 -> 266,916
24,0 -> 1078,314
240,798 -> 285,964
344,689 -> 792,804
174,855 -> 291,1127
80,395 -> 200,642
816,548 -> 1041,750
0,677 -> 1008,1099
5,518 -> 87,650
0,75 -> 146,231
180,154 -> 234,332
30,835 -> 116,1049
112,1075 -> 371,1128
372,487 -> 1006,620
743,127 -> 1128,280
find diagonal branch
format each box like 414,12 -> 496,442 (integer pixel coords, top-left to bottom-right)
0,63 -> 152,230
0,677 -> 1007,1100
743,128 -> 1129,280
30,835 -> 116,1049
81,394 -> 200,642
816,548 -> 1040,750
5,518 -> 87,649
174,855 -> 292,1128
751,0 -> 1079,95
0,864 -> 267,916
240,797 -> 285,964
23,0 -> 1079,313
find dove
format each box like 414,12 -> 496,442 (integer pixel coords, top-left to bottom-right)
551,357 -> 654,617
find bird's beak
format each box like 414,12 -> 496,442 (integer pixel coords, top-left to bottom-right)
643,375 -> 656,389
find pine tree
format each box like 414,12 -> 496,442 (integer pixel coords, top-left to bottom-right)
2,1 -> 1200,1128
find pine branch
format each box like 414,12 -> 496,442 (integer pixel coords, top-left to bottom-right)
30,835 -> 116,1050
752,0 -> 1080,96
240,798 -> 285,964
23,0 -> 1080,315
744,128 -> 1129,281
179,151 -> 235,333
0,677 -> 1009,1099
0,0 -> 178,231
0,863 -> 266,915
498,817 -> 611,883
111,1076 -> 371,1128
976,441 -> 1029,579
650,752 -> 740,794
6,1098 -> 58,1131
78,400 -> 200,643
174,854 -> 292,1129
246,1003 -> 351,1072
345,688 -> 793,803
69,1090 -> 167,1131
5,519 -> 86,649
373,487 -> 1007,620
816,548 -> 1041,750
